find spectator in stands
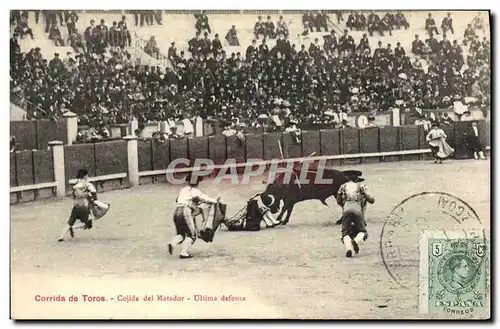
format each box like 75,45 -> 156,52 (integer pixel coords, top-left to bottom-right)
367,11 -> 383,36
145,36 -> 159,59
302,12 -> 315,32
154,10 -> 163,25
211,33 -> 223,54
299,22 -> 310,37
441,12 -> 454,35
10,10 -> 21,26
225,26 -> 239,46
56,10 -> 66,26
49,23 -> 65,46
68,28 -> 85,53
108,21 -> 120,47
346,11 -> 356,31
14,17 -> 34,40
139,10 -> 156,26
49,52 -> 63,71
380,13 -> 393,36
373,41 -> 385,59
357,12 -> 367,31
339,29 -> 355,53
195,11 -> 211,34
222,121 -> 237,137
425,13 -> 439,36
119,16 -> 131,47
95,19 -> 108,52
308,38 -> 321,58
10,34 -> 20,57
393,42 -> 404,58
259,39 -> 269,60
188,32 -> 201,56
65,12 -> 77,35
315,11 -> 328,32
276,16 -> 289,37
440,34 -> 451,52
246,40 -> 258,60
472,13 -> 485,34
426,33 -> 440,54
383,13 -> 395,28
471,79 -> 485,101
201,32 -> 212,57
412,34 -> 425,55
357,33 -> 370,53
10,137 -> 17,152
43,10 -> 57,33
394,11 -> 410,29
464,24 -> 476,44
254,16 -> 266,39
85,20 -> 97,53
168,42 -> 178,62
265,16 -> 276,39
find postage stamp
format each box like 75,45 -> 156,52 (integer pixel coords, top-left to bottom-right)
380,192 -> 484,290
419,230 -> 490,318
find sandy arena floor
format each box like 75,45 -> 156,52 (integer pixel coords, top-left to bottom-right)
10,159 -> 490,319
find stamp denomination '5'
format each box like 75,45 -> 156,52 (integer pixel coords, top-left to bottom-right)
419,230 -> 490,318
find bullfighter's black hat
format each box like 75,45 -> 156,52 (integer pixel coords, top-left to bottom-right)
76,168 -> 88,179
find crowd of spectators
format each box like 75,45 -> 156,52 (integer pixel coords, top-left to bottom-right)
10,11 -> 491,133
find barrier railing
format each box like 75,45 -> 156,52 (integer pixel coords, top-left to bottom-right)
10,121 -> 490,204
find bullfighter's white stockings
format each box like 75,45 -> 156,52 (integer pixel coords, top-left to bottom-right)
354,232 -> 367,245
180,237 -> 194,257
343,235 -> 354,256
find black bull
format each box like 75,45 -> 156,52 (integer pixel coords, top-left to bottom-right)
263,168 -> 363,225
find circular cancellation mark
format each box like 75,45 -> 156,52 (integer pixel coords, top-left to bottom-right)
380,191 -> 483,290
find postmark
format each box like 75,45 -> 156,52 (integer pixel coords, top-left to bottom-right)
380,192 -> 484,290
419,230 -> 490,318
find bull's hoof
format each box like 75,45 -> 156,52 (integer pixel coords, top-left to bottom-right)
346,250 -> 353,258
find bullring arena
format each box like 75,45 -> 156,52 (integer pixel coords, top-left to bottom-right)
10,9 -> 491,319
11,159 -> 490,319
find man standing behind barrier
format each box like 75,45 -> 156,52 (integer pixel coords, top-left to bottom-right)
168,175 -> 219,259
336,176 -> 375,258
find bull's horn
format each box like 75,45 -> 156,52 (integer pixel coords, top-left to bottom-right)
268,194 -> 275,206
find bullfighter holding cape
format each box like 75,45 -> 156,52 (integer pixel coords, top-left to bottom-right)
58,168 -> 110,242
168,174 -> 220,259
426,122 -> 454,163
336,176 -> 375,258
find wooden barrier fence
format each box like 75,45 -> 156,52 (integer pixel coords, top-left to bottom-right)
10,119 -> 68,151
10,122 -> 490,204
